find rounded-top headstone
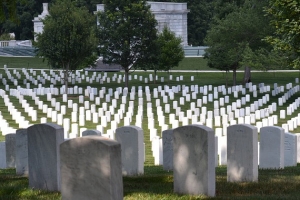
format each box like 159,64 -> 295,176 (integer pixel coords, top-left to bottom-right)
60,136 -> 123,200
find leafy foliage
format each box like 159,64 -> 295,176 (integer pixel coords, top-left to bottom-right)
265,0 -> 300,69
151,0 -> 214,46
0,0 -> 102,40
241,45 -> 292,71
154,27 -> 184,72
35,0 -> 97,91
136,26 -> 184,83
97,0 -> 158,87
0,0 -> 18,23
204,0 -> 273,85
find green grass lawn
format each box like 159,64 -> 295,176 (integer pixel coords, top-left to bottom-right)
0,57 -> 300,199
0,57 -> 49,69
2,165 -> 300,199
0,56 -> 211,70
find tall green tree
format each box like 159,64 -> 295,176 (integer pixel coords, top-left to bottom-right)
187,0 -> 214,46
35,0 -> 97,93
265,0 -> 300,68
137,26 -> 184,83
204,0 -> 272,86
156,27 -> 184,71
97,0 -> 158,87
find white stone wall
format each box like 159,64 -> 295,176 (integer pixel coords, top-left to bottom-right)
96,2 -> 189,46
32,3 -> 49,41
148,2 -> 189,46
34,2 -> 189,45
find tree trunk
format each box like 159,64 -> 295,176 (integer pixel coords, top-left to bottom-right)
232,68 -> 236,86
225,70 -> 228,88
64,64 -> 69,94
243,66 -> 251,84
125,67 -> 129,88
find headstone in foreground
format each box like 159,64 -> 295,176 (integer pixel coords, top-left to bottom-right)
259,126 -> 284,169
115,126 -> 144,176
227,124 -> 258,182
60,136 -> 123,200
0,142 -> 6,169
284,132 -> 297,167
173,125 -> 215,197
162,129 -> 174,171
5,133 -> 16,168
16,128 -> 29,176
28,123 -> 64,191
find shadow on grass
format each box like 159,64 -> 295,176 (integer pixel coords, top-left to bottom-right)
215,165 -> 300,199
124,165 -> 174,197
2,165 -> 300,199
0,169 -> 60,200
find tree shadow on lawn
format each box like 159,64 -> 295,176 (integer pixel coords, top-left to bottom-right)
0,169 -> 60,200
216,165 -> 300,199
123,165 -> 175,197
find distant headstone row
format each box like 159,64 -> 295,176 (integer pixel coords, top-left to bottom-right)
1,122 -> 299,198
1,67 -> 300,142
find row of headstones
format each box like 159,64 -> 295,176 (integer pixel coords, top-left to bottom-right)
4,67 -> 299,94
1,123 -> 299,197
1,124 -> 143,199
4,83 -> 296,132
3,77 -> 296,132
4,67 -> 293,99
2,67 -> 188,87
1,71 -> 299,137
159,125 -> 298,171
0,87 -> 299,140
0,89 -> 298,139
2,80 -> 295,127
7,78 -> 296,117
4,81 -> 285,102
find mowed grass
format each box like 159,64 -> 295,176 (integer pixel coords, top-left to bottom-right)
0,56 -> 49,69
0,56 -> 212,71
2,165 -> 300,199
1,57 -> 300,199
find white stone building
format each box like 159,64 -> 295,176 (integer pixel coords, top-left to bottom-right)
33,2 -> 189,45
32,3 -> 49,41
148,2 -> 189,46
96,2 -> 189,46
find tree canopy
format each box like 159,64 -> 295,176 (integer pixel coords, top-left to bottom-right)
0,0 -> 18,23
35,0 -> 97,92
97,0 -> 158,87
265,0 -> 300,68
137,26 -> 184,83
0,0 -> 103,40
156,27 -> 184,70
204,0 -> 273,86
